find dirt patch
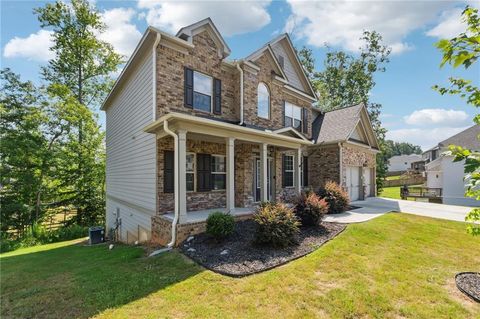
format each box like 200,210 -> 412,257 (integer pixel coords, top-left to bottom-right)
180,220 -> 346,277
455,272 -> 480,303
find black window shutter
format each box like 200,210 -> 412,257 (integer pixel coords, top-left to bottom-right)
303,156 -> 309,186
302,108 -> 308,134
282,100 -> 286,127
197,154 -> 212,192
184,67 -> 193,108
213,78 -> 221,114
164,151 -> 174,193
282,154 -> 286,187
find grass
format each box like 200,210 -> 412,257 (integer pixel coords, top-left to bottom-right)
386,175 -> 402,181
1,214 -> 479,318
379,186 -> 403,199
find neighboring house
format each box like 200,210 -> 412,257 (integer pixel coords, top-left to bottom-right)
101,18 -> 379,245
388,154 -> 422,173
424,125 -> 480,207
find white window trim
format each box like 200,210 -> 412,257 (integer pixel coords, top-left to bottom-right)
257,82 -> 270,120
193,70 -> 213,113
284,102 -> 302,130
186,152 -> 196,192
284,154 -> 295,188
212,154 -> 226,190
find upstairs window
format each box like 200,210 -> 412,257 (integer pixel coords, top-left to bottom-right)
257,83 -> 270,119
284,102 -> 302,130
193,71 -> 212,112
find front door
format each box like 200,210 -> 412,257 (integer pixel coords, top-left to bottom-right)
255,158 -> 273,202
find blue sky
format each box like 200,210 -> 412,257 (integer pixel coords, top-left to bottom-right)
1,0 -> 479,150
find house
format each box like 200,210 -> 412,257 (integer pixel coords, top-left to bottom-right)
424,125 -> 480,206
387,154 -> 422,173
101,18 -> 379,245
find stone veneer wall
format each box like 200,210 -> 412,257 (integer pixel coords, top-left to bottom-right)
156,31 -> 239,121
157,136 -> 227,213
307,145 -> 341,191
242,54 -> 313,138
151,213 -> 253,246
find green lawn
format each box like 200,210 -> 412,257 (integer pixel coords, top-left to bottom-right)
379,185 -> 403,199
1,214 -> 479,319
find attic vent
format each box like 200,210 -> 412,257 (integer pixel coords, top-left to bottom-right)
278,55 -> 284,68
179,33 -> 189,41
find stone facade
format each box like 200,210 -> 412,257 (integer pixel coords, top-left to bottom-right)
156,31 -> 239,122
340,143 -> 376,195
308,145 -> 341,191
242,54 -> 313,138
152,213 -> 253,246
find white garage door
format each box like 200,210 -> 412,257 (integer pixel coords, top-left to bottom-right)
346,166 -> 360,201
364,167 -> 372,197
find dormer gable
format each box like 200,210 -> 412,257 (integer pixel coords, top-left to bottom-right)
246,34 -> 317,100
176,17 -> 231,58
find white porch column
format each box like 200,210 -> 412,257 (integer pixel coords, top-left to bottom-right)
178,129 -> 188,223
260,143 -> 268,202
226,137 -> 235,212
295,148 -> 302,194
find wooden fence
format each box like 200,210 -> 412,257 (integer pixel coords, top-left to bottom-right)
384,176 -> 426,187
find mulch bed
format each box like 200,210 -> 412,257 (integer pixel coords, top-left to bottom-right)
180,220 -> 346,277
455,272 -> 480,303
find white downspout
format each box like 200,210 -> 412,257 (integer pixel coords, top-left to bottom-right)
236,62 -> 244,125
163,120 -> 179,248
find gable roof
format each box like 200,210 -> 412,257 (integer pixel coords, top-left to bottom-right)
312,104 -> 379,149
437,125 -> 480,151
176,17 -> 231,58
245,33 -> 317,99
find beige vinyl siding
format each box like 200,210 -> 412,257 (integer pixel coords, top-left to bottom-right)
105,49 -> 156,241
271,41 -> 304,92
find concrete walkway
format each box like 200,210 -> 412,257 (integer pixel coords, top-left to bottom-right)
324,197 -> 472,224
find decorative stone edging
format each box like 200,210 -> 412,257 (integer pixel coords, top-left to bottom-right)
455,272 -> 480,303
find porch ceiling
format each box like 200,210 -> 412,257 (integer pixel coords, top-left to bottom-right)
144,112 -> 313,149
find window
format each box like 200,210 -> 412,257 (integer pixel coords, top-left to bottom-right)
257,83 -> 270,119
284,102 -> 302,130
283,155 -> 294,187
211,155 -> 226,190
186,153 -> 195,192
193,71 -> 212,112
278,55 -> 284,68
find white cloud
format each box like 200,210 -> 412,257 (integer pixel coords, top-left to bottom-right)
3,30 -> 54,61
284,0 -> 453,54
99,8 -> 142,57
403,108 -> 469,126
426,7 -> 465,39
387,126 -> 470,150
137,0 -> 271,37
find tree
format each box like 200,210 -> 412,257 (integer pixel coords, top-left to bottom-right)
298,31 -> 391,191
434,5 -> 479,235
34,0 -> 121,224
383,140 -> 423,159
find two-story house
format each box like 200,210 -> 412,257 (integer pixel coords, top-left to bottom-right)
101,18 -> 379,245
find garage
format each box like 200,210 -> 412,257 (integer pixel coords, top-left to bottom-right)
346,166 -> 361,201
364,167 -> 373,197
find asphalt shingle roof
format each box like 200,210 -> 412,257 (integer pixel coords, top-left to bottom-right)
437,125 -> 480,150
312,104 -> 363,144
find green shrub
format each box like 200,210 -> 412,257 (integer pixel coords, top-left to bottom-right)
253,202 -> 300,247
317,181 -> 350,214
206,212 -> 235,240
294,192 -> 329,226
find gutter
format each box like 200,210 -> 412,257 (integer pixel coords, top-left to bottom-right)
163,120 -> 179,248
236,62 -> 244,125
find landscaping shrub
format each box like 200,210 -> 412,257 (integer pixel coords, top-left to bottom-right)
294,192 -> 329,226
253,202 -> 300,247
317,181 -> 350,214
206,212 -> 235,240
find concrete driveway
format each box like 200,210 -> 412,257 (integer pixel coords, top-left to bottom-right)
324,197 -> 472,224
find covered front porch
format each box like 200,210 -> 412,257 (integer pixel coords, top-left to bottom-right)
144,112 -> 312,244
